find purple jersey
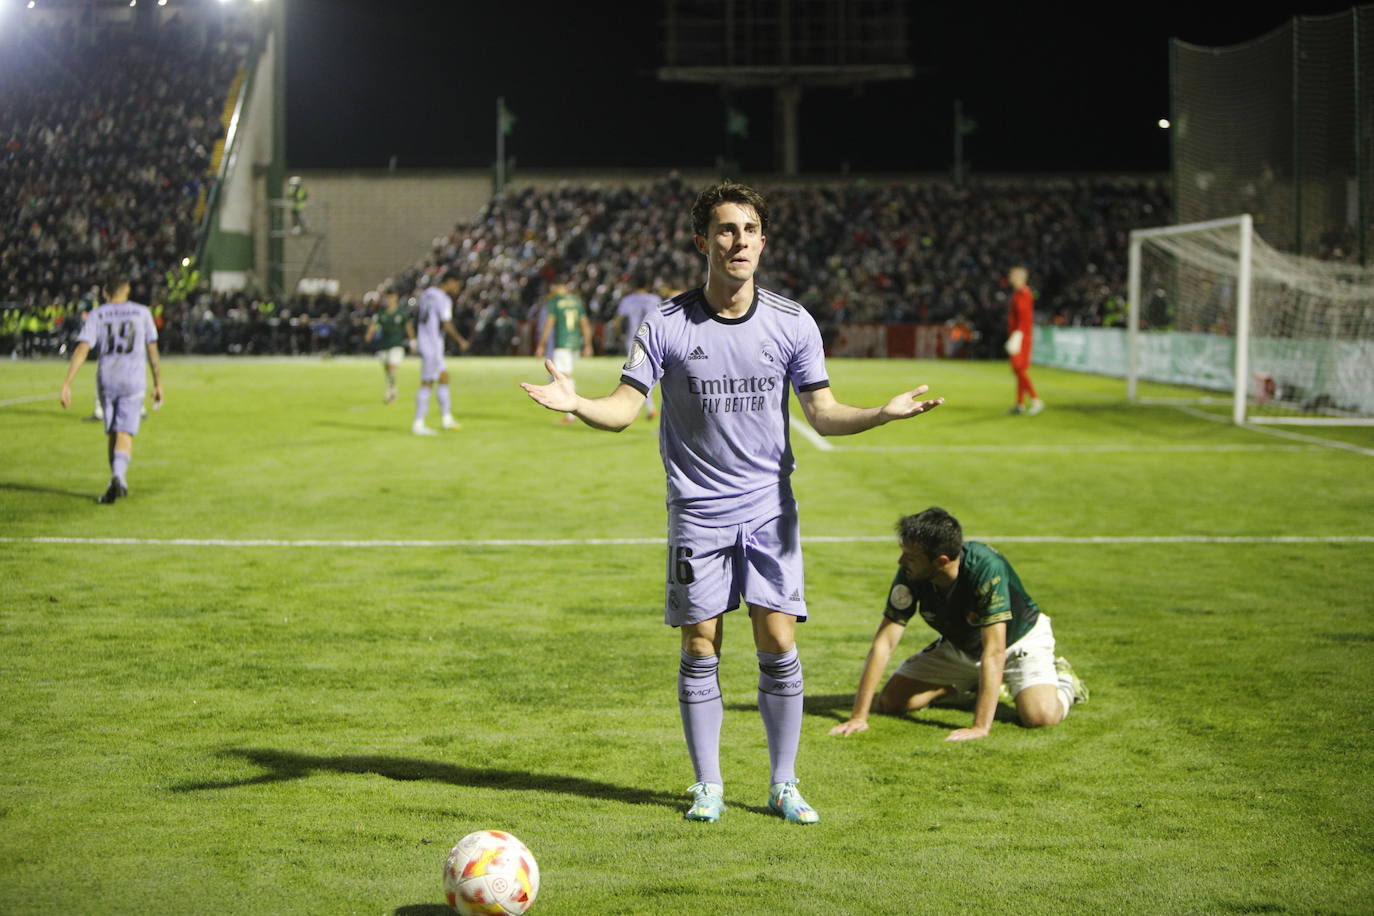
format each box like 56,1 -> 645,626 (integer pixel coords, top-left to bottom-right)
620,286 -> 829,525
77,301 -> 158,397
415,286 -> 452,355
615,291 -> 660,351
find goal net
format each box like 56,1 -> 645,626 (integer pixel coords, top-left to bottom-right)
1127,215 -> 1374,425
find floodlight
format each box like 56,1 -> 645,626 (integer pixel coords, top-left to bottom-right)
1157,118 -> 1171,129
181,257 -> 191,268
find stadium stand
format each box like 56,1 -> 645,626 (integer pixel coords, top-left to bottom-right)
4,173 -> 1169,359
0,11 -> 250,354
381,174 -> 1170,359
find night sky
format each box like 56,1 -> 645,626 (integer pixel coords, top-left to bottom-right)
285,0 -> 1360,175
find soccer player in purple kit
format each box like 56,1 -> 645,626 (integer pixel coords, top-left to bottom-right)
412,270 -> 471,436
58,276 -> 163,504
613,274 -> 662,419
522,182 -> 943,825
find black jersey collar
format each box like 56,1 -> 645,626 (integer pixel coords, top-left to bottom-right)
701,285 -> 758,325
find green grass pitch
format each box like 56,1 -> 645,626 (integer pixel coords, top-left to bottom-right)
2,355 -> 1372,915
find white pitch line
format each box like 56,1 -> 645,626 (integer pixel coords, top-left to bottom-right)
789,414 -> 834,451
1171,404 -> 1374,457
788,409 -> 1318,455
0,393 -> 55,408
3,535 -> 1371,548
828,443 -> 1314,454
3,536 -> 664,548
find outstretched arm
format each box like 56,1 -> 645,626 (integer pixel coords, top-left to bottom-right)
59,341 -> 91,409
798,384 -> 943,437
830,617 -> 906,737
520,360 -> 644,431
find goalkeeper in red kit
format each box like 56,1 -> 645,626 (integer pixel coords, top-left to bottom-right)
1005,266 -> 1043,415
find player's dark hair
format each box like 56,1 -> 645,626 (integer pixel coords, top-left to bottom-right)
896,507 -> 963,560
105,275 -> 131,295
691,181 -> 769,237
440,269 -> 462,284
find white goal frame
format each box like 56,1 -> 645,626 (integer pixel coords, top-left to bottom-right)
1127,214 -> 1374,427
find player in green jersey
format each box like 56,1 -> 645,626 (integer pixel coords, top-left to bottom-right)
366,290 -> 414,404
536,282 -> 594,424
830,507 -> 1087,742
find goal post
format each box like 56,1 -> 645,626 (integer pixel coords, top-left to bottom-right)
1127,214 -> 1374,425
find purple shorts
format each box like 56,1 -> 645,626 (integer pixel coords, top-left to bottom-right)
419,346 -> 446,382
101,393 -> 144,435
664,508 -> 807,627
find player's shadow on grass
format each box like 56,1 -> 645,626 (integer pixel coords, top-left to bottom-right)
734,692 -> 1021,729
173,747 -> 682,810
0,480 -> 100,501
721,692 -> 871,723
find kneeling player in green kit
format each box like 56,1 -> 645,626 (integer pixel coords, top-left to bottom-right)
830,506 -> 1087,742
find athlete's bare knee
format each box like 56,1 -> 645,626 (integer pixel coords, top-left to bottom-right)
1017,704 -> 1063,729
683,634 -> 715,657
748,605 -> 794,654
681,618 -> 722,657
1015,685 -> 1064,728
876,692 -> 906,715
878,686 -> 925,715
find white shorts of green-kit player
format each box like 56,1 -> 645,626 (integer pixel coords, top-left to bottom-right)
896,614 -> 1061,703
551,348 -> 577,420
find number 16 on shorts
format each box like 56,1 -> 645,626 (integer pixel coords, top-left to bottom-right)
668,546 -> 696,585
664,546 -> 697,626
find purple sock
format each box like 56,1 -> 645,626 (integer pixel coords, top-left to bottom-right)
757,647 -> 803,785
414,385 -> 431,424
678,651 -> 723,786
436,384 -> 452,415
110,450 -> 131,486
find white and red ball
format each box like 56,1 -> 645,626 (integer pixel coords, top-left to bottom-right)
443,830 -> 539,916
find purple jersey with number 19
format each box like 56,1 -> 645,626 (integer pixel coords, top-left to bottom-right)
620,286 -> 829,526
77,301 -> 158,397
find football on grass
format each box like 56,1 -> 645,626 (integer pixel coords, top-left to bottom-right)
443,830 -> 539,915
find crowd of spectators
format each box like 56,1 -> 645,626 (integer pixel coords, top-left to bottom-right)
157,292 -> 378,357
0,15 -> 250,318
4,173 -> 1172,360
384,173 -> 1170,358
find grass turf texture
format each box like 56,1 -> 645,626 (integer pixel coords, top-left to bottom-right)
2,355 -> 1372,915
